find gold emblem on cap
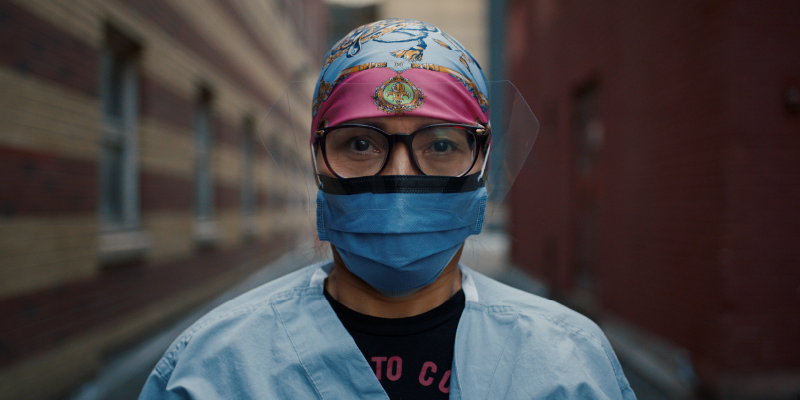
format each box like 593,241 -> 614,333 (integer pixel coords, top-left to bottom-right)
373,74 -> 425,114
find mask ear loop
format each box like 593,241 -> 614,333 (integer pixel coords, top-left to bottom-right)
475,118 -> 492,181
477,141 -> 491,181
477,121 -> 492,182
311,142 -> 322,188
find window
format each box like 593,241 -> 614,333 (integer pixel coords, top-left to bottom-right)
98,25 -> 149,264
194,87 -> 217,245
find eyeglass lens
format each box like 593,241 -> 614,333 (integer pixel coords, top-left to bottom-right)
324,126 -> 477,178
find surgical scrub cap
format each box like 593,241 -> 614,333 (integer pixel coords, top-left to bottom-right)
311,19 -> 490,139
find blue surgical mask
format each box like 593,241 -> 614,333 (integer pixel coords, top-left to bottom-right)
316,174 -> 487,297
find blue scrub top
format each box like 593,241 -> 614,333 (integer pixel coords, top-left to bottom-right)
139,262 -> 635,399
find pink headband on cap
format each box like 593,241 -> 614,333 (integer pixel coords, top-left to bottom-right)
311,68 -> 488,142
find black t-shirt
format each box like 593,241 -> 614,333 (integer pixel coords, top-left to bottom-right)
324,289 -> 466,400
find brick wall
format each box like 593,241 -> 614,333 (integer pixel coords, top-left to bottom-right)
0,0 -> 326,398
506,0 -> 800,394
716,0 -> 800,377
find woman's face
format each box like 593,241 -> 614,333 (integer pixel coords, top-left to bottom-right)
316,116 -> 485,177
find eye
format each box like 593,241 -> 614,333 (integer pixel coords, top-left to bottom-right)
349,138 -> 373,152
432,141 -> 453,153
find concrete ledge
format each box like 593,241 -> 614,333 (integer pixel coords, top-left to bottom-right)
193,219 -> 219,247
98,230 -> 151,265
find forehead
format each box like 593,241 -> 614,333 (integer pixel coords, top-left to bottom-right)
343,116 -> 453,133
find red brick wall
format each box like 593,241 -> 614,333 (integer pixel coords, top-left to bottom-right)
212,0 -> 295,81
717,0 -> 800,373
140,172 -> 193,211
0,147 -> 97,216
119,0 -> 276,108
0,234 -> 296,369
140,77 -> 195,130
0,0 -> 98,96
507,0 -> 800,384
0,0 -> 327,397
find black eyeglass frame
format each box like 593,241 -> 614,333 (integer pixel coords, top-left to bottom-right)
314,123 -> 491,179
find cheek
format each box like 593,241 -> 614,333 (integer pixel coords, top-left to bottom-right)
469,151 -> 486,175
314,148 -> 334,176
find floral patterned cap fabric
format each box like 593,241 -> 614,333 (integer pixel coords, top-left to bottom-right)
311,19 -> 490,138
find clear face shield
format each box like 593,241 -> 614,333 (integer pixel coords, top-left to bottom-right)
258,78 -> 537,292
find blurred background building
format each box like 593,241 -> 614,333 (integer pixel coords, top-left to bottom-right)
2,0 -> 799,399
0,0 -> 325,399
505,0 -> 800,399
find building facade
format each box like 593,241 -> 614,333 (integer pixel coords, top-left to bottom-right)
506,0 -> 800,398
0,0 -> 326,399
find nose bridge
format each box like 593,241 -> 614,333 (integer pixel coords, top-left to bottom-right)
380,135 -> 419,175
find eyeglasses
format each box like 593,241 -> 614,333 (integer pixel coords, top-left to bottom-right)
314,123 -> 490,178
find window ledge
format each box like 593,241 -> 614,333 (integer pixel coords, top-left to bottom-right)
98,229 -> 151,265
194,219 -> 219,247
242,217 -> 258,239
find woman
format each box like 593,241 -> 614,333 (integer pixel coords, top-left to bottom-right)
140,19 -> 635,399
